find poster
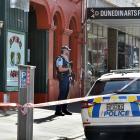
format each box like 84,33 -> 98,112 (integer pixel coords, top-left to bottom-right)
6,31 -> 25,90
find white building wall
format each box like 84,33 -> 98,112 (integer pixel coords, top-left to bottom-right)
87,0 -> 137,7
105,0 -> 135,7
87,0 -> 112,7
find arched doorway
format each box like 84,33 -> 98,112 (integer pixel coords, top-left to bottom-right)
69,17 -> 78,78
53,12 -> 63,78
28,5 -> 49,95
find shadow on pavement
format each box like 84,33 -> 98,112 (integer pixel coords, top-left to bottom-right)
34,114 -> 59,124
44,102 -> 82,113
0,109 -> 17,117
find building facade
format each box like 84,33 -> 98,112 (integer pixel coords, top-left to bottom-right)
85,0 -> 140,92
0,0 -> 83,103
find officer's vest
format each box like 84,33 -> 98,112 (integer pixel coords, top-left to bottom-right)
56,56 -> 70,78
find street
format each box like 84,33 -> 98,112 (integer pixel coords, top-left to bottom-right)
0,102 -> 84,140
0,102 -> 140,140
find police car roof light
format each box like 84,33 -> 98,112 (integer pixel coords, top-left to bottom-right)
110,68 -> 140,74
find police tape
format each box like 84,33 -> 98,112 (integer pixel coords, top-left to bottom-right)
0,78 -> 137,115
0,75 -> 116,115
0,93 -> 117,115
0,103 -> 17,107
0,93 -> 115,109
33,93 -> 116,108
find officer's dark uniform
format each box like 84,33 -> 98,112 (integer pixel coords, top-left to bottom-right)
55,55 -> 72,116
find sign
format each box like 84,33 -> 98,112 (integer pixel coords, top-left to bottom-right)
10,0 -> 29,12
6,31 -> 25,91
87,7 -> 140,19
20,71 -> 27,88
104,110 -> 129,117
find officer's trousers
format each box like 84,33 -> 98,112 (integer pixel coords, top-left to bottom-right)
56,76 -> 70,112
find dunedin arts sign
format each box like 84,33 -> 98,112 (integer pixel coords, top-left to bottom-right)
87,7 -> 140,19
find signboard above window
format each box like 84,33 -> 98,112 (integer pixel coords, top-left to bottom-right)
87,7 -> 140,19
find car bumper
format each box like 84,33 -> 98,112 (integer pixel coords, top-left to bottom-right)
85,125 -> 140,133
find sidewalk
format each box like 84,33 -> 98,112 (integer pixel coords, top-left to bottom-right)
0,103 -> 84,140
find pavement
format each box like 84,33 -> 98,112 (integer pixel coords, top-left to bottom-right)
0,102 -> 85,140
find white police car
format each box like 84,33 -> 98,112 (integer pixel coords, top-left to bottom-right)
81,69 -> 140,140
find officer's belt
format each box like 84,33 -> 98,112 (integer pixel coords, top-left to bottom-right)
58,72 -> 69,77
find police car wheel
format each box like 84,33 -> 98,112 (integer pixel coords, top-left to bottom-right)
85,130 -> 99,140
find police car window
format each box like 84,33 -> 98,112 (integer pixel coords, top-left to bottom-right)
89,78 -> 133,95
123,79 -> 140,94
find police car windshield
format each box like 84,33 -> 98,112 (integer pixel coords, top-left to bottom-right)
89,78 -> 140,96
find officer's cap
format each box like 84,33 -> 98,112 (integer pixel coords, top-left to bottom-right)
61,45 -> 71,51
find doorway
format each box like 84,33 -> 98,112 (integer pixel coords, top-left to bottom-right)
28,7 -> 49,93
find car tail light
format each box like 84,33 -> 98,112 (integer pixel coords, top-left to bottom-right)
136,100 -> 140,103
81,101 -> 93,108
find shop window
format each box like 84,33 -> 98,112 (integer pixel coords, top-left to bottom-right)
118,32 -> 125,69
124,35 -> 140,69
126,34 -> 129,45
103,26 -> 108,38
88,50 -> 92,64
98,26 -> 103,38
118,54 -> 125,69
87,23 -> 108,80
88,38 -> 93,51
118,31 -> 125,53
125,44 -> 133,68
132,37 -> 136,47
92,23 -> 98,36
128,35 -> 133,46
133,47 -> 139,68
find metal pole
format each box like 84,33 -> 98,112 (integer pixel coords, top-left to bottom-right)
84,0 -> 88,95
17,65 -> 36,140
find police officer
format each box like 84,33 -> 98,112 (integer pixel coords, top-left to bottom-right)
55,45 -> 72,116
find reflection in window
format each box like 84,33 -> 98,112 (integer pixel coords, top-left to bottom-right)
87,24 -> 108,79
86,23 -> 108,92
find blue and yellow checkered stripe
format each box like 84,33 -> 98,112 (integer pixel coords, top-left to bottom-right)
88,95 -> 140,118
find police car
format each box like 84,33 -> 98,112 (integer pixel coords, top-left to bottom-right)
81,69 -> 140,140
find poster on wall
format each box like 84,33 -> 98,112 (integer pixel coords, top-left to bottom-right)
6,31 -> 25,91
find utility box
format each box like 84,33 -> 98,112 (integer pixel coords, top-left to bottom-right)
0,0 -> 28,92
